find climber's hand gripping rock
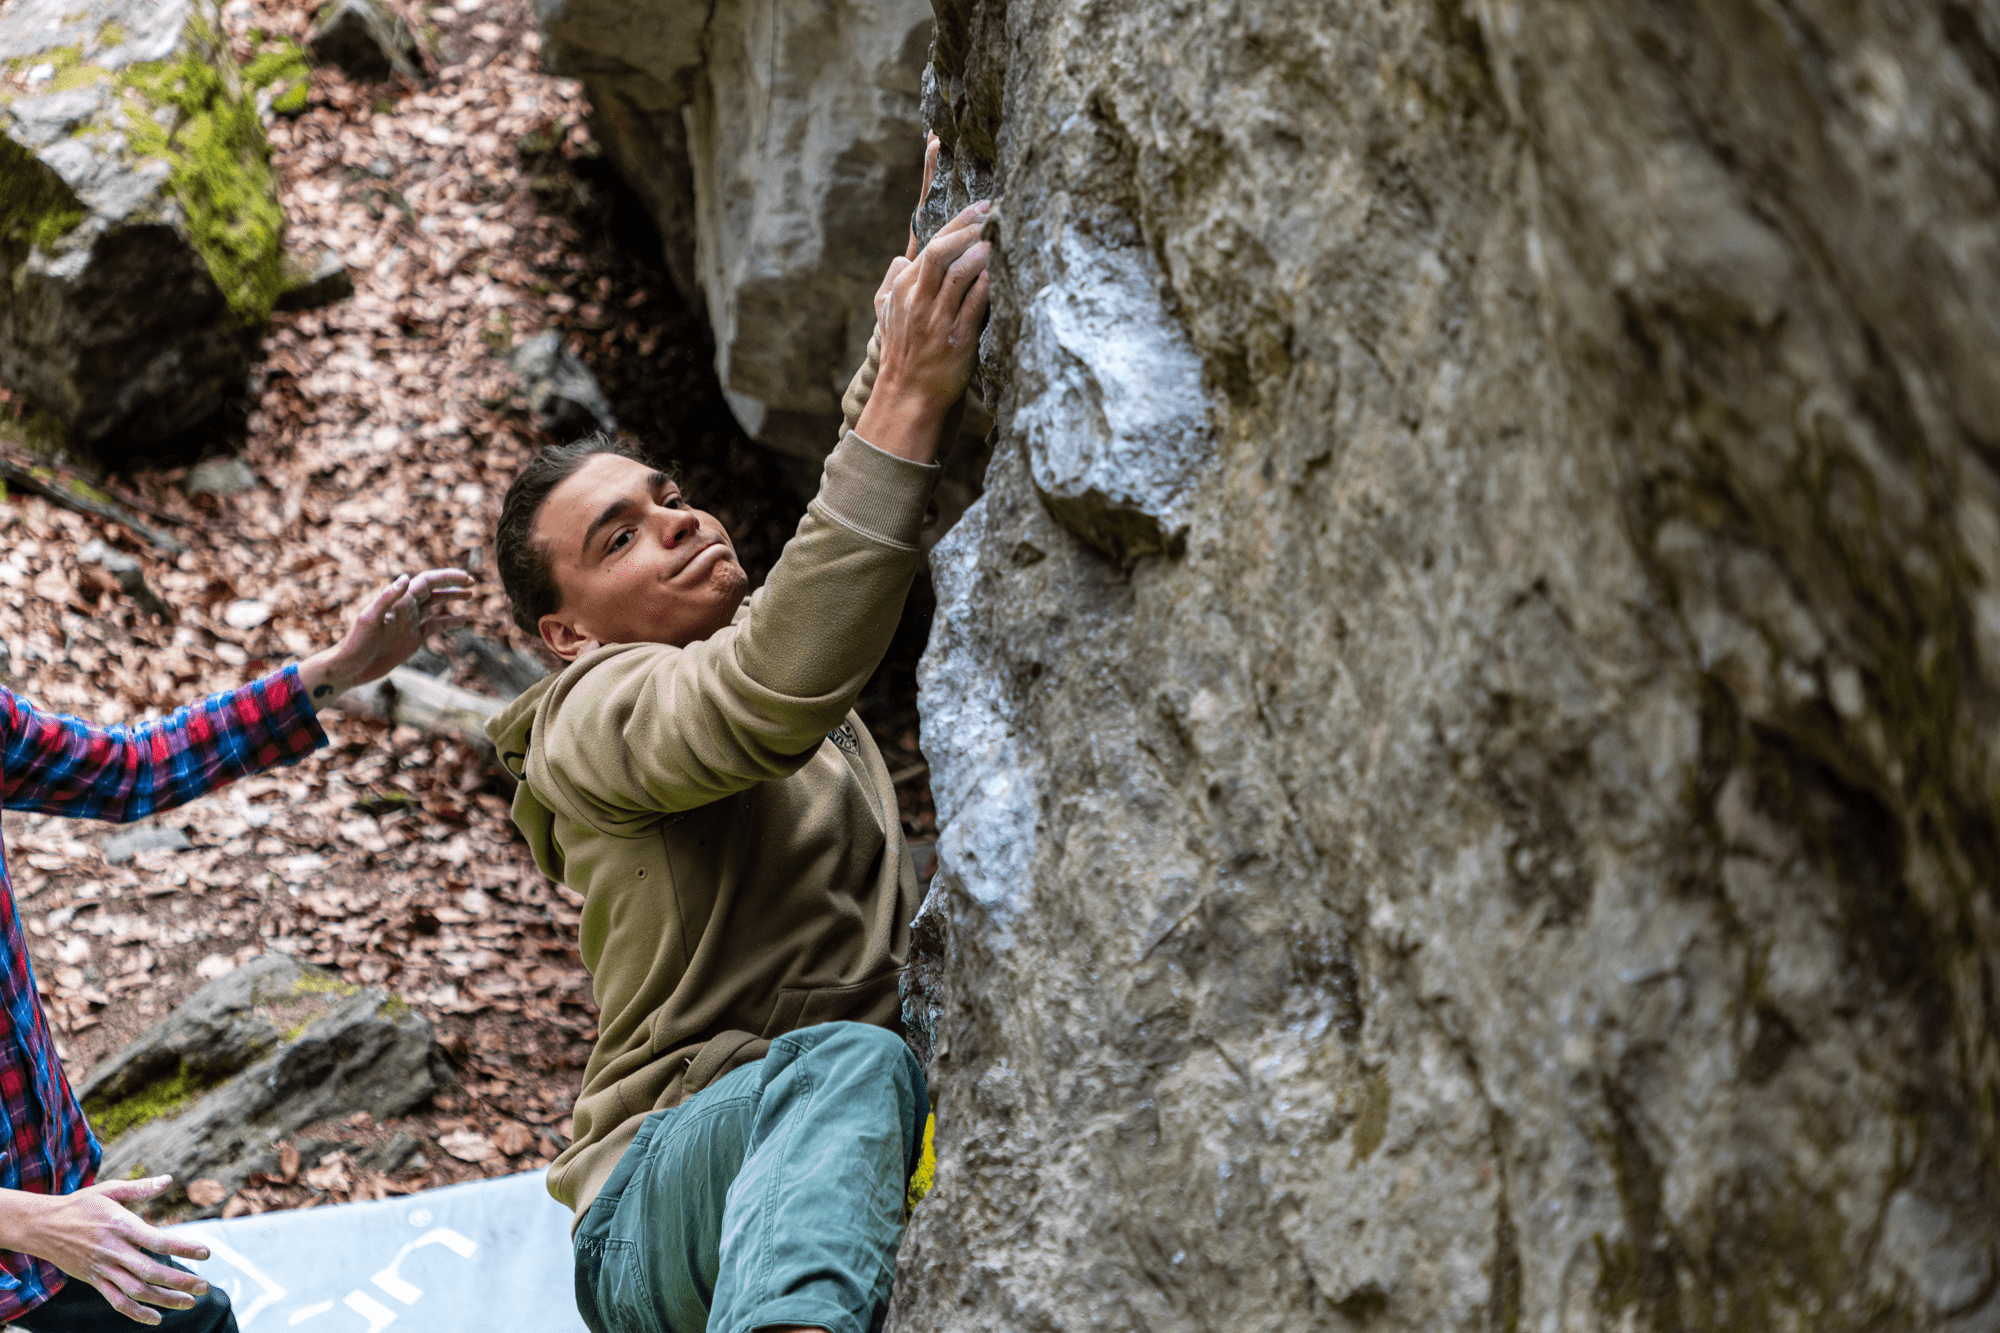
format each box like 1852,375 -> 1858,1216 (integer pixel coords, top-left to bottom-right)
855,194 -> 992,466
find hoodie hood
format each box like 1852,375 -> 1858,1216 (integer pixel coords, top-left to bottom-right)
487,668 -> 564,883
486,640 -> 695,885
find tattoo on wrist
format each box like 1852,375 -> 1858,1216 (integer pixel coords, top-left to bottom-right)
312,685 -> 333,700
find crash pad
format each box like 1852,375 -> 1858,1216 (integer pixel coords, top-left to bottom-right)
171,1169 -> 587,1332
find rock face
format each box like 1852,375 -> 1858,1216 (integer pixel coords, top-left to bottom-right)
306,0 -> 423,86
79,954 -> 455,1212
897,0 -> 2000,1330
533,0 -> 932,461
508,328 -> 618,441
0,0 -> 291,461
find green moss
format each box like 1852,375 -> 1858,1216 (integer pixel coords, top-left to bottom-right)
38,42 -> 83,76
115,5 -> 285,324
96,20 -> 128,48
28,202 -> 86,249
243,39 -> 309,117
84,1061 -> 226,1142
0,42 -> 105,92
905,1112 -> 935,1213
378,995 -> 412,1020
1350,1071 -> 1391,1164
291,972 -> 359,998
0,406 -> 69,458
51,62 -> 109,92
0,133 -> 85,259
28,466 -> 112,506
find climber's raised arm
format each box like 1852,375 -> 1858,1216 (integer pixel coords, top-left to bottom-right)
489,206 -> 990,821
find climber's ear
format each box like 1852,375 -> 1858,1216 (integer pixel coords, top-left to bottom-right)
539,611 -> 597,663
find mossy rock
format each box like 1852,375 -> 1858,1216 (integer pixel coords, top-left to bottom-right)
77,953 -> 455,1217
0,0 -> 300,460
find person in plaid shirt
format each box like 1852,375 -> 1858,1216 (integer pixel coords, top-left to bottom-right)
0,567 -> 473,1333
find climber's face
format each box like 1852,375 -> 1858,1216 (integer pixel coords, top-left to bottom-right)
532,453 -> 748,660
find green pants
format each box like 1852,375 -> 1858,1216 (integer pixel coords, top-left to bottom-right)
573,1022 -> 927,1333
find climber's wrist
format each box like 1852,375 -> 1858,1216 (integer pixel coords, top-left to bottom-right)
853,380 -> 952,464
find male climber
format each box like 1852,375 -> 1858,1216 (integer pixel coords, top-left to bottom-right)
485,141 -> 987,1333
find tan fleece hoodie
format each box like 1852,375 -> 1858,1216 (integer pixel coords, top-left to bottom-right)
486,353 -> 935,1219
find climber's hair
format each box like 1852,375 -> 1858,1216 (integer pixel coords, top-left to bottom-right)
494,431 -> 680,638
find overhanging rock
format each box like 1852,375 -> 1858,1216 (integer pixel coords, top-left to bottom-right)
0,0 -> 300,461
533,0 -> 933,463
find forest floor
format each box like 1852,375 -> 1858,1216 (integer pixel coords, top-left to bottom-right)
0,0 -> 936,1217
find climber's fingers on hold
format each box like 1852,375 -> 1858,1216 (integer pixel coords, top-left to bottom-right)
939,234 -> 989,313
915,226 -> 978,297
876,256 -> 912,320
916,204 -> 989,296
952,267 -> 992,343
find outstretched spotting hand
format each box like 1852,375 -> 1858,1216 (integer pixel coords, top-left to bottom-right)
855,191 -> 992,466
299,567 -> 474,708
0,1176 -> 215,1324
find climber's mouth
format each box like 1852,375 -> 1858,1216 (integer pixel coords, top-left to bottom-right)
672,538 -> 731,581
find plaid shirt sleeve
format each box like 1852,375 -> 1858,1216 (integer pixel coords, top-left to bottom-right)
0,665 -> 326,1322
0,664 -> 327,822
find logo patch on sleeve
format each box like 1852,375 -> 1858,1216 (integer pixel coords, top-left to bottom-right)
826,723 -> 861,755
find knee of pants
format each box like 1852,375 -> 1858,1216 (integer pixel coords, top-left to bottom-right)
802,1021 -> 922,1087
188,1283 -> 236,1333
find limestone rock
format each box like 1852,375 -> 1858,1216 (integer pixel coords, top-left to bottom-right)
895,0 -> 2000,1329
272,247 -> 354,312
96,819 -> 190,864
0,0 -> 289,463
79,955 -> 455,1213
508,328 -> 617,441
1011,234 -> 1212,561
182,454 -> 258,495
306,0 -> 422,86
533,0 -> 932,461
77,536 -> 174,622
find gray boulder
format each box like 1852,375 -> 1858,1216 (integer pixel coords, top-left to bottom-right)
181,454 -> 258,496
889,0 -> 2000,1329
508,328 -> 618,441
306,0 -> 422,86
272,248 -> 354,312
0,0 -> 292,463
77,537 -> 174,622
533,0 -> 931,462
79,955 -> 455,1213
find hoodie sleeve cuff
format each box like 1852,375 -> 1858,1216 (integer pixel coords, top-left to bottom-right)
813,429 -> 940,550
